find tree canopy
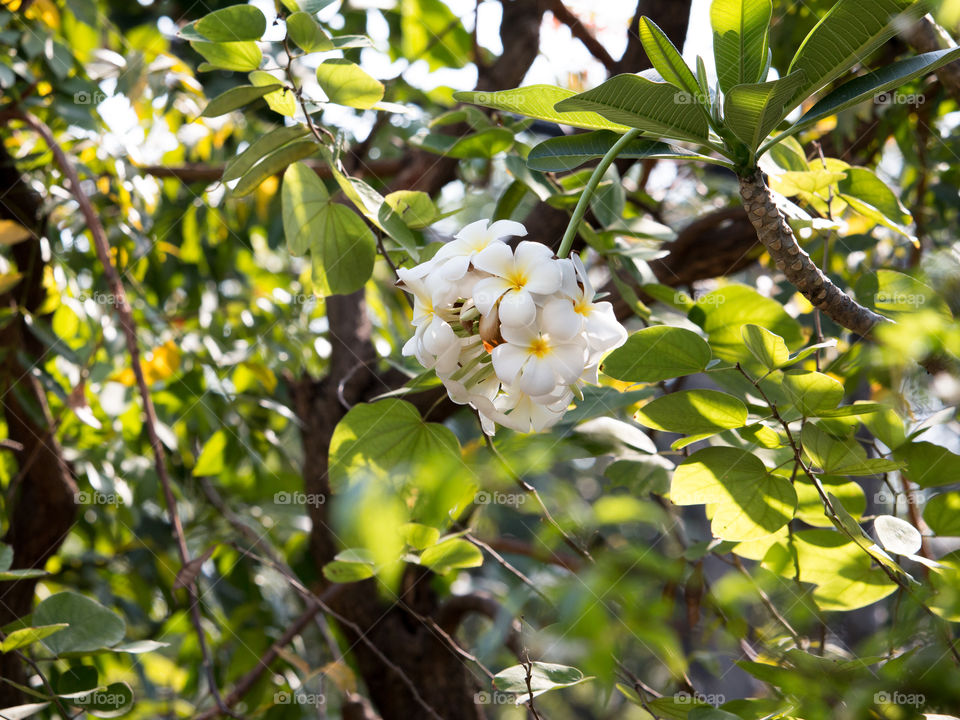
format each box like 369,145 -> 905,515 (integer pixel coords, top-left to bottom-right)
2,0 -> 960,718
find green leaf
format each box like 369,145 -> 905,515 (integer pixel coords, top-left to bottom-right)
200,83 -> 281,118
688,284 -> 803,363
786,0 -> 920,107
0,543 -> 11,572
493,662 -> 591,700
411,127 -> 514,159
286,11 -> 333,52
282,160 -> 330,255
1,624 -> 68,653
634,389 -> 747,435
191,41 -> 262,72
837,167 -> 913,238
763,529 -> 896,610
894,442 -> 960,488
555,73 -> 710,143
768,168 -> 847,197
231,138 -> 319,196
784,48 -> 960,144
383,191 -> 439,230
924,492 -> 960,536
328,399 -> 461,488
401,523 -> 441,550
316,59 -> 384,109
400,0 -> 472,71
194,5 -> 266,41
780,369 -> 843,416
526,130 -> 711,172
280,162 -> 377,294
55,666 -> 99,696
794,476 -> 865,527
723,71 -> 806,151
671,446 -> 797,541
249,70 -> 297,117
33,592 -> 125,655
801,423 -> 901,475
322,560 -> 375,583
711,0 -> 773,94
193,429 -> 227,476
223,125 -> 311,183
71,681 -> 135,718
638,16 -> 703,102
419,538 -> 482,574
455,86 -> 632,132
741,324 -> 789,369
601,326 -> 711,382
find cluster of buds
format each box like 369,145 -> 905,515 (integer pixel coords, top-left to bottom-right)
399,220 -> 627,434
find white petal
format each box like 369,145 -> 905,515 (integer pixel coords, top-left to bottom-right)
485,219 -> 528,241
547,341 -> 588,384
439,255 -> 472,282
584,302 -> 628,351
498,289 -> 537,327
473,276 -> 512,316
556,258 -> 579,299
472,242 -> 515,277
454,218 -> 492,243
541,298 -> 582,341
422,320 -> 458,356
491,344 -> 529,385
402,334 -> 419,358
523,262 -> 562,295
518,356 -> 559,396
572,254 -> 595,297
500,321 -> 539,346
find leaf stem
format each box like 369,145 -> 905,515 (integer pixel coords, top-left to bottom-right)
557,128 -> 642,258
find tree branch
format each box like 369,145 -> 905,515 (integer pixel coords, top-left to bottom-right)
546,0 -> 618,74
739,169 -> 889,336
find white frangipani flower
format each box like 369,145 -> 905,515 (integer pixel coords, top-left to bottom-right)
473,241 -> 562,327
541,255 -> 627,353
397,220 -> 628,435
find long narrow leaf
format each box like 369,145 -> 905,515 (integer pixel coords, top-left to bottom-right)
787,0 -> 923,105
724,71 -> 806,152
638,17 -> 704,104
454,86 -> 631,132
771,47 -> 960,148
527,131 -> 729,172
711,0 -> 773,93
554,73 -> 710,144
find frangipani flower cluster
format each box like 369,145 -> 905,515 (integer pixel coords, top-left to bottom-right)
399,219 -> 627,434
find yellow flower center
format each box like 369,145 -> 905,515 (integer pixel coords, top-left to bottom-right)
529,337 -> 551,358
574,298 -> 591,316
506,270 -> 528,292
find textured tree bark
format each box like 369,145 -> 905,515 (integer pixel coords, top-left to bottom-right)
739,169 -> 889,336
0,143 -> 78,705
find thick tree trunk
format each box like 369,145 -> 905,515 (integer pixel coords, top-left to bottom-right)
738,169 -> 889,336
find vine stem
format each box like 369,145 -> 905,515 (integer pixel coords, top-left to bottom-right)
556,128 -> 642,258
